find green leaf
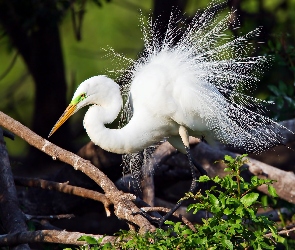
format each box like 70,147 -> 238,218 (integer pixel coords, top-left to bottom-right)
276,234 -> 288,248
199,175 -> 211,182
236,206 -> 245,217
181,229 -> 193,235
222,239 -> 233,250
251,175 -> 258,186
284,96 -> 294,105
224,155 -> 234,163
268,185 -> 278,197
164,220 -> 174,226
261,195 -> 268,209
240,193 -> 259,207
213,175 -> 221,183
173,222 -> 181,233
77,235 -> 99,244
278,81 -> 288,93
268,85 -> 279,95
223,207 -> 233,215
208,194 -> 219,207
102,242 -> 114,249
276,97 -> 284,109
224,167 -> 232,172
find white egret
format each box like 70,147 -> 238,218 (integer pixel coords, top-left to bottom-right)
49,5 -> 287,222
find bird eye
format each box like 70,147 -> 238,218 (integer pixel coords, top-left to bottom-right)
81,93 -> 86,100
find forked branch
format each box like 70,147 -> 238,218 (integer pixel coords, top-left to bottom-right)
0,111 -> 155,233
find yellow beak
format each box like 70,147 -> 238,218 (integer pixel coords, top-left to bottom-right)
48,103 -> 77,137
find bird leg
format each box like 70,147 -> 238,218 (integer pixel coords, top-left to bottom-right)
159,126 -> 207,227
178,126 -> 198,191
179,126 -> 207,176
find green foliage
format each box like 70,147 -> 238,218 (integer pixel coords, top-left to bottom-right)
184,154 -> 285,249
265,39 -> 295,120
67,155 -> 288,250
267,80 -> 295,120
64,236 -> 114,250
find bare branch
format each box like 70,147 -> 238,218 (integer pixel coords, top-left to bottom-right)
265,225 -> 295,238
0,230 -> 117,246
141,142 -> 178,206
24,213 -> 75,221
14,176 -> 112,216
0,111 -> 155,233
247,158 -> 295,204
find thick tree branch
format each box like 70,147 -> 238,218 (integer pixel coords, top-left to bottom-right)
247,158 -> 295,204
141,142 -> 178,206
0,230 -> 117,246
24,213 -> 75,221
0,111 -> 155,233
14,176 -> 112,216
0,128 -> 30,250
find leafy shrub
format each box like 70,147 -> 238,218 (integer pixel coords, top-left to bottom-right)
70,155 -> 286,250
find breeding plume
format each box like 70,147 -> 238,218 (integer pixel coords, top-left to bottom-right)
49,7 -> 285,166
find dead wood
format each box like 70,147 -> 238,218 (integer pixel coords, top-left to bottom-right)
24,213 -> 75,221
0,111 -> 155,233
0,128 -> 30,250
141,143 -> 178,206
0,229 -> 117,246
14,176 -> 112,216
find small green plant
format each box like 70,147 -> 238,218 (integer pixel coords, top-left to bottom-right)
70,155 -> 286,250
183,154 -> 285,249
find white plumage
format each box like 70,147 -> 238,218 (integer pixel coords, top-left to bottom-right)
49,5 -> 286,156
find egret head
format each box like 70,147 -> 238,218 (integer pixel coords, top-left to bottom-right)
48,75 -> 112,137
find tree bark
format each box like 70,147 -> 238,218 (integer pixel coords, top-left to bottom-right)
0,230 -> 117,246
0,129 -> 30,250
0,111 -> 155,233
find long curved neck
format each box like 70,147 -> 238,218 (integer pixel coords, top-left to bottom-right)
84,92 -> 158,154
